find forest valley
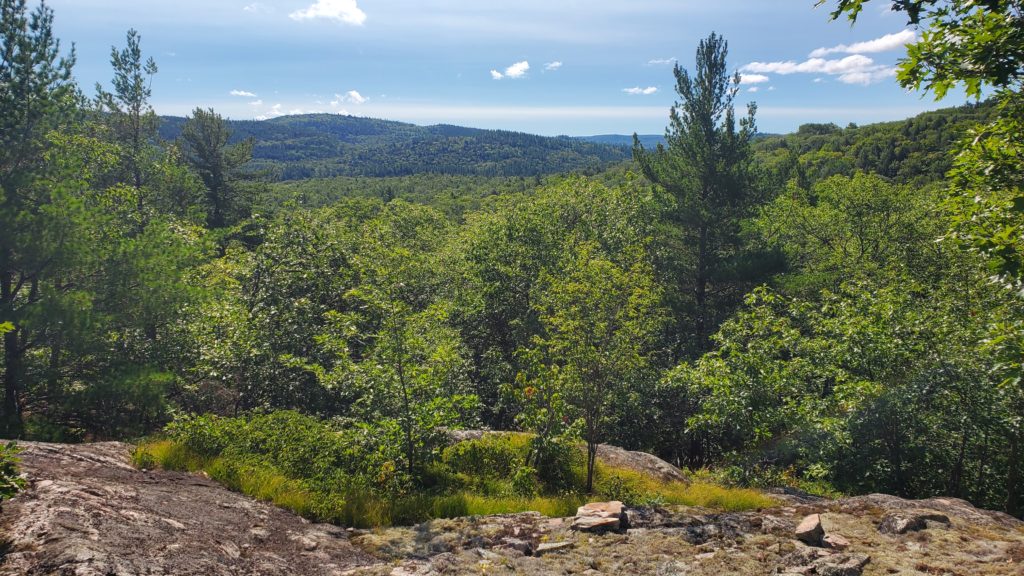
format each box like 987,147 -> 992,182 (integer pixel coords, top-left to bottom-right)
1,0 -> 1023,525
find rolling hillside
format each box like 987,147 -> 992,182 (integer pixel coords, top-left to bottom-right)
158,114 -> 630,180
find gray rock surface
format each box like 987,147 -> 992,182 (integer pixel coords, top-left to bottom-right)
877,509 -> 951,534
0,441 -> 376,575
2,442 -> 1023,576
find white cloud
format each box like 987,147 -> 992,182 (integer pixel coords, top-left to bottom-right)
809,29 -> 916,58
739,74 -> 770,85
343,90 -> 367,104
250,99 -> 263,106
243,3 -> 272,14
505,61 -> 530,78
544,61 -> 562,71
289,0 -> 366,26
491,60 -> 530,80
648,58 -> 676,66
742,54 -> 895,85
813,78 -> 825,83
623,86 -> 658,95
330,91 -> 365,108
230,89 -> 257,97
747,87 -> 760,93
256,103 -> 285,120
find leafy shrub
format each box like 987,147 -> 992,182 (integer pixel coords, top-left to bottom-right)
165,411 -> 410,495
0,442 -> 26,501
166,413 -> 243,456
441,434 -> 523,479
532,436 -> 580,493
595,474 -> 645,506
506,465 -> 537,496
717,463 -> 842,499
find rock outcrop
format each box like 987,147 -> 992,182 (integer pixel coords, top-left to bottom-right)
0,442 -> 377,575
2,441 -> 1022,576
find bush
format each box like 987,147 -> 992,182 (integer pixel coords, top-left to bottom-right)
166,413 -> 243,456
532,437 -> 580,493
0,442 -> 26,501
165,411 -> 410,495
595,474 -> 645,506
441,434 -> 524,479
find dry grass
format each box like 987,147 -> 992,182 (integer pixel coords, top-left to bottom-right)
133,438 -> 775,529
592,461 -> 776,511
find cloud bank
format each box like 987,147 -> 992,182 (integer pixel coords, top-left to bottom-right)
809,29 -> 916,58
743,54 -> 895,85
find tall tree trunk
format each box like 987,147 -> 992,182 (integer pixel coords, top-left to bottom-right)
586,439 -> 597,494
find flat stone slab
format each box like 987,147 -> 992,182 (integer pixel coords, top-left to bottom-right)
571,500 -> 627,533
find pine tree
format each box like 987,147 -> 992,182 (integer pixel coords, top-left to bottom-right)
179,107 -> 255,228
633,32 -> 758,354
0,0 -> 77,437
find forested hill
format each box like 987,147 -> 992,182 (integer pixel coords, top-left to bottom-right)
580,134 -> 666,148
754,99 -> 996,186
158,114 -> 630,180
156,101 -> 995,184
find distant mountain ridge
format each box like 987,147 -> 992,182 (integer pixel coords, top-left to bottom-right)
158,114 -> 631,180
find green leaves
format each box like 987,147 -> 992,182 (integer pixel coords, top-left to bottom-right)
0,441 -> 25,501
824,1 -> 1024,99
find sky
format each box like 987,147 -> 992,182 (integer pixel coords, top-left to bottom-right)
42,0 -> 971,136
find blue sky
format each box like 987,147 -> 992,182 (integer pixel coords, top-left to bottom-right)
44,0 -> 970,136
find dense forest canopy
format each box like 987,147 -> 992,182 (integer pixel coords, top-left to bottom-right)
157,114 -> 630,180
1,0 -> 1022,520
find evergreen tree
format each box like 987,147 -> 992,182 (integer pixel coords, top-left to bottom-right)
633,32 -> 758,354
95,28 -> 159,214
0,0 -> 77,437
180,107 -> 255,228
